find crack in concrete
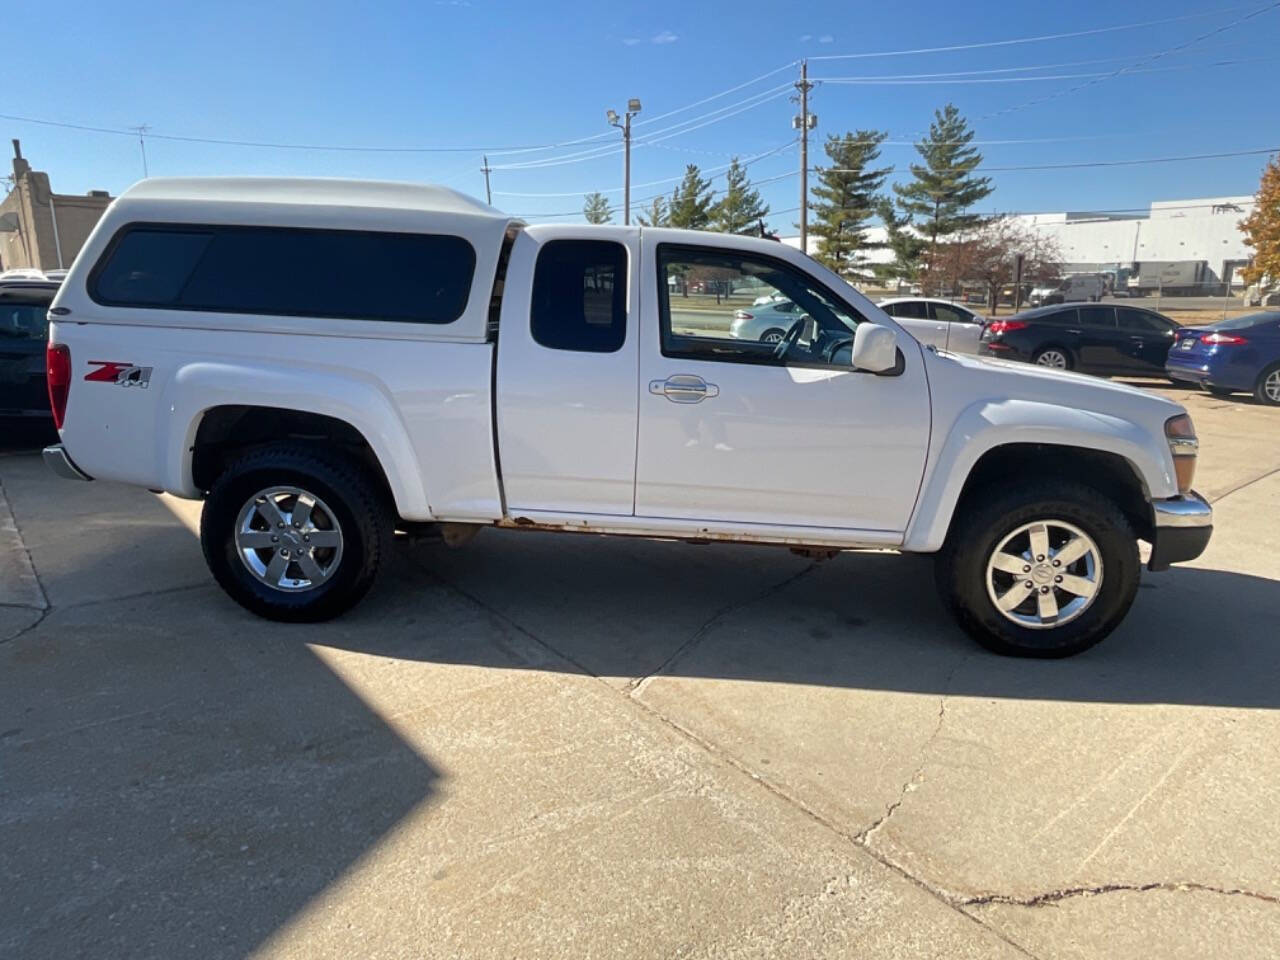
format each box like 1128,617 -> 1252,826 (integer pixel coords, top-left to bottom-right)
857,655 -> 967,844
0,477 -> 49,612
1209,464 -> 1280,505
626,562 -> 819,697
963,881 -> 1280,909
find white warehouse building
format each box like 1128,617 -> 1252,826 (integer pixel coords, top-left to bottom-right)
1012,196 -> 1256,289
783,195 -> 1256,291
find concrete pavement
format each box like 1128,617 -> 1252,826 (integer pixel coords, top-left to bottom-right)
2,385 -> 1277,958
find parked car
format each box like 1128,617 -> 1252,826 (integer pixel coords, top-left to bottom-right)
0,281 -> 59,421
1029,274 -> 1106,306
730,298 -> 803,342
0,268 -> 50,283
980,303 -> 1181,377
876,297 -> 986,354
43,177 -> 1212,658
1165,311 -> 1280,405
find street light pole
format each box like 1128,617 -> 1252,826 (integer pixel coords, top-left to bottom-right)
608,98 -> 642,225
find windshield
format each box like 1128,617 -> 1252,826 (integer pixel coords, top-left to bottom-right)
0,303 -> 49,340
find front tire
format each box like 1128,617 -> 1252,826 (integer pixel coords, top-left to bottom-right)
935,482 -> 1140,657
201,444 -> 392,622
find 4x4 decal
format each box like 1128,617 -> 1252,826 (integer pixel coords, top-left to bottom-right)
85,360 -> 153,389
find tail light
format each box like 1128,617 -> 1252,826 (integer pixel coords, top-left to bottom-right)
1201,332 -> 1247,346
986,320 -> 1028,335
734,311 -> 754,320
46,343 -> 71,430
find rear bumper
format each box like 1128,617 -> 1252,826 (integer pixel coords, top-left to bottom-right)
42,444 -> 93,481
1148,490 -> 1212,571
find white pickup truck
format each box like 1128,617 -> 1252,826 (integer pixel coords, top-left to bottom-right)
42,178 -> 1212,657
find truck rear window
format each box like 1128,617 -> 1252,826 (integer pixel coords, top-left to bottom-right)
90,224 -> 475,324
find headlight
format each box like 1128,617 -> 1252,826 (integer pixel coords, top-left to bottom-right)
1165,414 -> 1198,493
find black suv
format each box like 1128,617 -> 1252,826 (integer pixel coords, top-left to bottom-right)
1,281 -> 59,422
978,303 -> 1180,377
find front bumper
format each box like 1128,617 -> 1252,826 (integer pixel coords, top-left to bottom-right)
1148,490 -> 1212,571
42,444 -> 93,481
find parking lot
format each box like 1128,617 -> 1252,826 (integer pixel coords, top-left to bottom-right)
2,383 -> 1277,959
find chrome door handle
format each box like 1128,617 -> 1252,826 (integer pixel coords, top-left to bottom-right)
649,374 -> 720,404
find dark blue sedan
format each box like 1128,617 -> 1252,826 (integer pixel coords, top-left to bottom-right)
1166,311 -> 1280,405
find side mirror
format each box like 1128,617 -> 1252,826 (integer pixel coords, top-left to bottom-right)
851,323 -> 898,373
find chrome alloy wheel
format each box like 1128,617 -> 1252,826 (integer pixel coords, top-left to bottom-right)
1264,369 -> 1280,403
234,486 -> 344,592
985,520 -> 1102,629
1034,349 -> 1068,369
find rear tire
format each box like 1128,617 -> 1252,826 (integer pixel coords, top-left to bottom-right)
935,481 -> 1140,658
760,328 -> 786,344
200,444 -> 392,622
1032,346 -> 1072,370
1254,364 -> 1280,406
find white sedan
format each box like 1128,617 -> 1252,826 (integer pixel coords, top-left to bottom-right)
877,297 -> 987,354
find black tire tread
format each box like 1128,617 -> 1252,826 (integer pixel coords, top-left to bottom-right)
200,443 -> 391,622
936,480 -> 1139,658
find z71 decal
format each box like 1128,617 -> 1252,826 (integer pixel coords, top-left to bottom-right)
85,361 -> 153,389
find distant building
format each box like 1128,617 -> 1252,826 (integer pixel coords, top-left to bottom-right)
1012,197 -> 1255,289
0,140 -> 114,272
780,196 -> 1256,290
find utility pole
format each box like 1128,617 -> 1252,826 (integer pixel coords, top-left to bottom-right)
607,98 -> 642,225
480,155 -> 493,205
793,62 -> 816,254
131,125 -> 150,178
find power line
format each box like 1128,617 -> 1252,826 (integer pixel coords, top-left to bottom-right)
979,1 -> 1280,120
806,5 -> 1260,62
490,86 -> 793,171
815,56 -> 1264,85
814,145 -> 1276,175
494,141 -> 796,197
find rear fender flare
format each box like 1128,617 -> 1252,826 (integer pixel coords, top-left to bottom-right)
158,361 -> 431,519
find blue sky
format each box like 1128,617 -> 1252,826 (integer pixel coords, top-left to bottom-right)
5,0 -> 1277,232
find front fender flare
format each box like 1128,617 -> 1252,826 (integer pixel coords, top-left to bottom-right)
902,398 -> 1175,553
158,361 -> 432,519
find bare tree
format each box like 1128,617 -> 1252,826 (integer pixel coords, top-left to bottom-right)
925,218 -> 1060,313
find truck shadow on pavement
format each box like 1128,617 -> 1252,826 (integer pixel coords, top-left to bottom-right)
383,529 -> 1280,711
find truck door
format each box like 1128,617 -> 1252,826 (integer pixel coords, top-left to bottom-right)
634,236 -> 930,534
495,227 -> 641,515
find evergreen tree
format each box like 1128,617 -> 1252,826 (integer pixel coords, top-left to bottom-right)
582,191 -> 613,224
635,195 -> 669,227
892,104 -> 994,273
872,197 -> 926,285
713,157 -> 769,234
667,164 -> 714,230
808,130 -> 892,277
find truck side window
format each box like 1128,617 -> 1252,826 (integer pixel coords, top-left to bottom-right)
530,240 -> 627,353
91,224 -> 476,324
657,243 -> 865,367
